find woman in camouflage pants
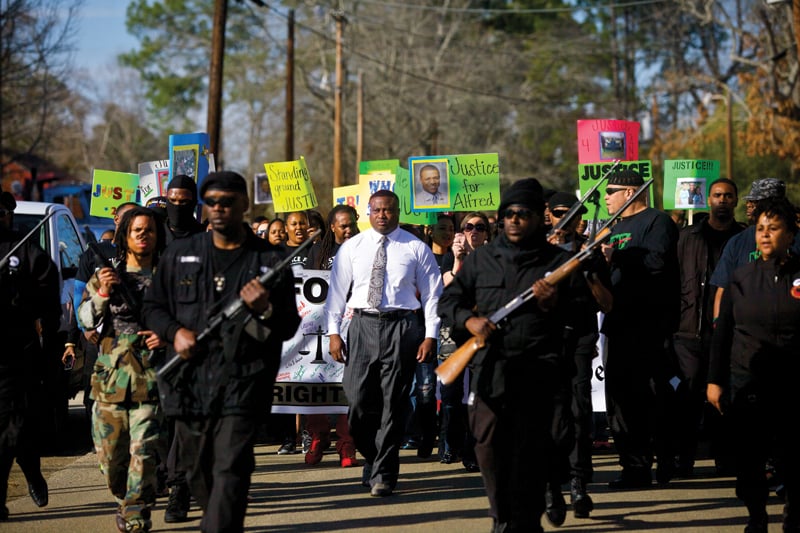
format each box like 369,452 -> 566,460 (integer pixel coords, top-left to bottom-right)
78,207 -> 167,533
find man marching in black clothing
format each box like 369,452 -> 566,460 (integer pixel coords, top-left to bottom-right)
438,179 -> 587,532
143,171 -> 300,532
599,169 -> 680,488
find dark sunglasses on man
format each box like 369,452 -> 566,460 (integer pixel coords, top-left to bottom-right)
204,196 -> 237,208
502,208 -> 533,221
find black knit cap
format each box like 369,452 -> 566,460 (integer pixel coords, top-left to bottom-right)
498,178 -> 545,217
607,168 -> 644,187
167,174 -> 198,200
548,191 -> 588,215
199,171 -> 248,199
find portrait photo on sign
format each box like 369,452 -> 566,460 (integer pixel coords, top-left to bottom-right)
412,160 -> 449,209
675,177 -> 706,208
254,173 -> 272,204
599,131 -> 625,160
173,148 -> 198,179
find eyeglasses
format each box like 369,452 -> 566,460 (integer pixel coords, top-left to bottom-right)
605,187 -> 629,196
502,208 -> 533,221
549,209 -> 570,218
204,196 -> 236,208
463,222 -> 487,232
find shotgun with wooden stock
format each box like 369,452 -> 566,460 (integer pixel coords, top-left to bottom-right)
435,178 -> 653,386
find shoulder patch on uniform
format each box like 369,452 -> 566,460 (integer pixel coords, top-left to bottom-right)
179,255 -> 201,263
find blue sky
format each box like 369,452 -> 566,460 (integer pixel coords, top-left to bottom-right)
73,1 -> 137,72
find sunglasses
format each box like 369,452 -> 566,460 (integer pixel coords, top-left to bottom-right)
502,208 -> 533,221
605,187 -> 629,196
204,196 -> 236,208
549,209 -> 570,218
463,222 -> 487,232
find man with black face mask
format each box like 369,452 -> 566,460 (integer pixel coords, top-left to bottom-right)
159,175 -> 205,523
164,174 -> 205,246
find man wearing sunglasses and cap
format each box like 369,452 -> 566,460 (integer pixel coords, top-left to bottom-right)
439,178 -> 591,532
600,169 -> 680,489
143,171 -> 301,531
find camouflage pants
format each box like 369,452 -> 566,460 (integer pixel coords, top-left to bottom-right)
92,400 -> 166,527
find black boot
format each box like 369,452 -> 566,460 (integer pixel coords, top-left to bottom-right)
164,482 -> 191,523
570,477 -> 594,518
545,482 -> 567,527
745,502 -> 768,533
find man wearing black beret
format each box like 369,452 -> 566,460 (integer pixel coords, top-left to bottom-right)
599,169 -> 680,489
143,171 -> 301,531
439,178 -> 592,532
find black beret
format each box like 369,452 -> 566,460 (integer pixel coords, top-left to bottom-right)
0,191 -> 16,211
548,191 -> 588,215
607,168 -> 644,187
199,171 -> 248,199
498,178 -> 545,217
167,174 -> 198,199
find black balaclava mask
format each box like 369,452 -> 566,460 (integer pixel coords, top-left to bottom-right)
166,175 -> 198,230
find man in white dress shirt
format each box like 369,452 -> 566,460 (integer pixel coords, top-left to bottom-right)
325,190 -> 442,498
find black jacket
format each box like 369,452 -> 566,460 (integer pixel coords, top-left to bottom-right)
708,255 -> 800,396
143,231 -> 301,418
1,228 -> 61,367
675,218 -> 743,341
438,232 -> 586,398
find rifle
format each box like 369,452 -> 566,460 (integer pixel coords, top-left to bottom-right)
157,229 -> 321,377
548,160 -> 620,239
86,241 -> 140,314
436,178 -> 653,385
0,212 -> 55,270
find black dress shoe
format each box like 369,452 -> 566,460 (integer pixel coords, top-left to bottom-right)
462,460 -> 480,473
545,484 -> 567,527
570,477 -> 594,518
28,477 -> 48,507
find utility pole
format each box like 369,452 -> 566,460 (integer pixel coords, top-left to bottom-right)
208,0 -> 228,166
356,70 -> 363,177
332,10 -> 346,187
285,9 -> 295,162
725,88 -> 733,180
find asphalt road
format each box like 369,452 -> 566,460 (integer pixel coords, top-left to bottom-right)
1,399 -> 789,532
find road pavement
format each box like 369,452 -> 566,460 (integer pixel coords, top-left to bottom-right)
0,402 -> 788,532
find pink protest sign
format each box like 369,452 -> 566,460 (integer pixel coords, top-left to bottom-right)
577,119 -> 640,164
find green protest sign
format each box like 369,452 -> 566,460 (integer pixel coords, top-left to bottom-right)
408,153 -> 500,212
577,160 -> 654,220
663,160 -> 719,210
90,169 -> 140,218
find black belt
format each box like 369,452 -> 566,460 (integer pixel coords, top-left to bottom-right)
353,308 -> 414,320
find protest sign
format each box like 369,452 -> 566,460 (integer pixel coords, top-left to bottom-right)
264,156 -> 318,212
89,169 -> 139,218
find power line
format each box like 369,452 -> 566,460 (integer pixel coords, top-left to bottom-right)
348,0 -> 666,15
